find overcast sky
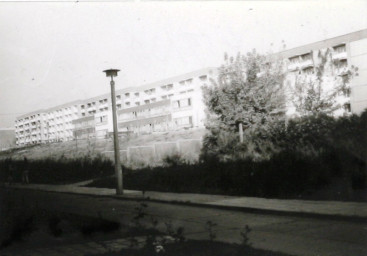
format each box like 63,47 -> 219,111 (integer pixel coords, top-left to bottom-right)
0,0 -> 366,128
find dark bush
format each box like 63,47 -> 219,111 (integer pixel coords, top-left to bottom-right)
0,155 -> 114,184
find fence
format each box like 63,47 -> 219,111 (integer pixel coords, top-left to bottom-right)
102,139 -> 202,169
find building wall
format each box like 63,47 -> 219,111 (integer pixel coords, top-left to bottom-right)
14,29 -> 367,147
277,29 -> 367,117
14,68 -> 216,146
349,38 -> 367,114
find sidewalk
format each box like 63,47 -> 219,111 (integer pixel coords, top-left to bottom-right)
6,183 -> 367,220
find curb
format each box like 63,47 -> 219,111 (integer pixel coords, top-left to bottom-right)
4,184 -> 367,223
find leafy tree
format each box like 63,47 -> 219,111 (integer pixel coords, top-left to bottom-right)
202,50 -> 286,160
290,49 -> 358,116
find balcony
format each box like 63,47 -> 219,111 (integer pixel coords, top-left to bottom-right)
332,51 -> 347,61
299,59 -> 313,69
87,106 -> 96,112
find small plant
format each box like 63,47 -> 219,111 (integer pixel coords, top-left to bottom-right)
165,221 -> 186,243
132,202 -> 148,229
205,220 -> 217,242
240,225 -> 251,247
163,154 -> 184,167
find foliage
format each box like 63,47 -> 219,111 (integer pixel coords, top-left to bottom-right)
91,107 -> 367,198
0,155 -> 114,184
202,51 -> 286,160
205,221 -> 217,242
290,49 -> 358,116
203,51 -> 286,132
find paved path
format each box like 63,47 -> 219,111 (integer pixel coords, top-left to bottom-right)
6,183 -> 367,219
1,187 -> 367,256
1,236 -> 147,256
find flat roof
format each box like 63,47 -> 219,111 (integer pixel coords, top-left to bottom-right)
274,28 -> 367,59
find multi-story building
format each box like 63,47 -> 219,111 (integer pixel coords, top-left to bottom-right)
14,29 -> 367,147
15,67 -> 217,146
277,29 -> 367,116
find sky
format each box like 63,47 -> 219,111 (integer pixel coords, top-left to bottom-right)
0,0 -> 366,128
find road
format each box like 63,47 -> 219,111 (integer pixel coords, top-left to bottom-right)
1,188 -> 366,256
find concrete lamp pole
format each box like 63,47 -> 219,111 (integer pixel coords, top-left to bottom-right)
103,69 -> 123,195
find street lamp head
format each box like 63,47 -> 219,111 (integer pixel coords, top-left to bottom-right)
103,69 -> 120,78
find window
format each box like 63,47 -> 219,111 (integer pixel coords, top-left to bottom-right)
300,53 -> 311,61
116,95 -> 121,100
333,44 -> 346,53
144,100 -> 150,104
162,84 -> 173,91
96,115 -> 108,124
289,56 -> 299,64
173,100 -> 180,108
344,103 -> 351,112
135,102 -> 140,106
338,59 -> 348,68
174,98 -> 191,108
135,92 -> 140,97
125,102 -> 130,106
125,93 -> 130,98
303,67 -> 314,75
175,116 -> 193,126
199,75 -> 207,81
180,98 -> 191,107
162,95 -> 168,100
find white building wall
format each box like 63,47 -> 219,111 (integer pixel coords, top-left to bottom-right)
350,38 -> 367,114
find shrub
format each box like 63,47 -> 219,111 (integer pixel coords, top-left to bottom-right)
0,155 -> 114,184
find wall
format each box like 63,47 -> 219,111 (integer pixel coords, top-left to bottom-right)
102,138 -> 202,169
350,38 -> 367,114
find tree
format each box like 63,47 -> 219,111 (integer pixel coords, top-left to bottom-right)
202,50 -> 286,160
290,49 -> 358,116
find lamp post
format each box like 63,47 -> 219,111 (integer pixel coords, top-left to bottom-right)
103,69 -> 123,195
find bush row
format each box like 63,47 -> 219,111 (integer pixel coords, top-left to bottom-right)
0,155 -> 114,184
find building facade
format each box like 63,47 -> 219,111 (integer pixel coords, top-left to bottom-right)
15,67 -> 217,146
277,29 -> 367,116
14,29 -> 367,147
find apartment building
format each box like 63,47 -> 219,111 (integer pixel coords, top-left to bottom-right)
15,67 -> 217,146
14,29 -> 367,147
276,29 -> 367,116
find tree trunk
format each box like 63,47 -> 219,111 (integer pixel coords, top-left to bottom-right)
239,123 -> 244,143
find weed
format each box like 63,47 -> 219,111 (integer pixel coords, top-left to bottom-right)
205,220 -> 217,242
240,225 -> 251,247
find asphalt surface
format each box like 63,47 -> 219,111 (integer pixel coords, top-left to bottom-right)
1,187 -> 366,256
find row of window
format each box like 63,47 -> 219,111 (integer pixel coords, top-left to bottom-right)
288,44 -> 347,65
173,98 -> 192,109
290,59 -> 348,75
